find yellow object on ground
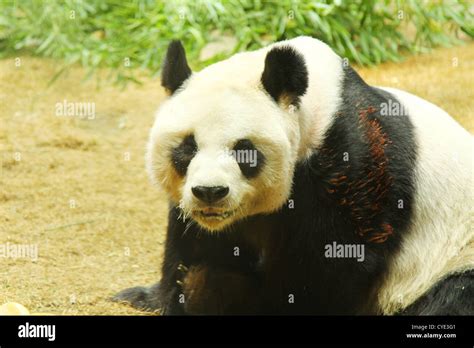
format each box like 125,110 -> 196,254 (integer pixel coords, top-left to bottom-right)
0,302 -> 54,315
0,302 -> 30,315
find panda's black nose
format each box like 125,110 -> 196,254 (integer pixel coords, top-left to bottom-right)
192,186 -> 229,204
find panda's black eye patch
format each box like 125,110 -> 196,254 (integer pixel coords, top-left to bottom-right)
232,139 -> 265,179
172,134 -> 198,176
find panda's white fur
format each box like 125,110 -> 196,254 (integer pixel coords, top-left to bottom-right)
375,87 -> 474,314
147,37 -> 343,231
147,82 -> 299,231
146,36 -> 473,313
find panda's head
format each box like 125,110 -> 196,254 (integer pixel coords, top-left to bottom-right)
147,40 -> 308,232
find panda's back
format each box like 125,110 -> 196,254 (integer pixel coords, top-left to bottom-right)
374,87 -> 474,314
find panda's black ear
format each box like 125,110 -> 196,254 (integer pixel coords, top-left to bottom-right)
161,40 -> 192,95
261,46 -> 308,106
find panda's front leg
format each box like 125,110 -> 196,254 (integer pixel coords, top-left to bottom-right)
178,264 -> 263,315
113,205 -> 263,315
111,249 -> 186,315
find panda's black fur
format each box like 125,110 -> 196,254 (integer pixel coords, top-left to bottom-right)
161,40 -> 192,94
114,41 -> 474,315
402,271 -> 474,315
261,46 -> 308,105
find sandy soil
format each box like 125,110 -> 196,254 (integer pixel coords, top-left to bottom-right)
0,42 -> 472,315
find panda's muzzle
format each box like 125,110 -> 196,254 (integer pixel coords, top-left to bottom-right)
190,185 -> 236,222
191,185 -> 229,204
197,209 -> 236,220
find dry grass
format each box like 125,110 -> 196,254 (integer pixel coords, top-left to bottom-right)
0,43 -> 473,315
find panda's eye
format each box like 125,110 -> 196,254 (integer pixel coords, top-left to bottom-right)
233,139 -> 265,179
172,134 -> 198,176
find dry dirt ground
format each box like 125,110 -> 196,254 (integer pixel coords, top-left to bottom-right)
0,43 -> 473,315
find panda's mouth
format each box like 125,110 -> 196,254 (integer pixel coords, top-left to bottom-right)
196,209 -> 236,220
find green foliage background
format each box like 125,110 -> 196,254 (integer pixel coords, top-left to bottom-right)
0,0 -> 472,84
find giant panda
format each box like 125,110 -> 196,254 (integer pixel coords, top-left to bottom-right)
114,36 -> 474,315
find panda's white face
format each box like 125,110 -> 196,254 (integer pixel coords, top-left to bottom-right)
147,85 -> 301,232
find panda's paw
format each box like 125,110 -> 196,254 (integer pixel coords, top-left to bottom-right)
175,263 -> 189,287
111,283 -> 163,314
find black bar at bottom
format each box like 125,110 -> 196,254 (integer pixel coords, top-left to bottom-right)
0,315 -> 472,345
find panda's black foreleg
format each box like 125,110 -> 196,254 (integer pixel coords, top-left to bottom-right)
400,270 -> 474,315
113,205 -> 263,315
112,205 -> 189,314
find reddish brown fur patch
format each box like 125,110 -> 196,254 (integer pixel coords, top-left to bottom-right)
326,106 -> 395,243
